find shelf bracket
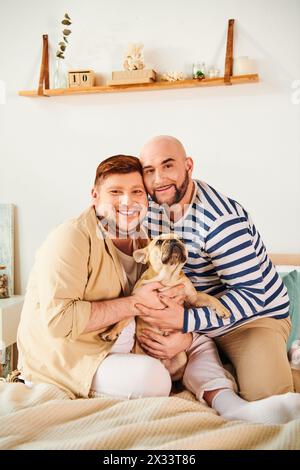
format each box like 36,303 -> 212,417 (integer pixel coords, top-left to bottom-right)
224,19 -> 235,85
37,34 -> 49,96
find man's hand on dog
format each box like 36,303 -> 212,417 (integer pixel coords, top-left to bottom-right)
137,329 -> 193,360
133,282 -> 186,312
135,294 -> 185,330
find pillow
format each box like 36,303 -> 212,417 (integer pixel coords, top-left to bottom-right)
279,270 -> 300,351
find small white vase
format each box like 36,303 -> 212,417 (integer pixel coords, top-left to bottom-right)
52,59 -> 67,89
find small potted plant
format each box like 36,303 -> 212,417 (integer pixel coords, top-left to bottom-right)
192,62 -> 206,80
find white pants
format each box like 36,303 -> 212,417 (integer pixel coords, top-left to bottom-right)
90,320 -> 236,400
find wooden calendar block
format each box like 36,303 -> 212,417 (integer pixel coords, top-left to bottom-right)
68,72 -> 81,87
68,70 -> 95,88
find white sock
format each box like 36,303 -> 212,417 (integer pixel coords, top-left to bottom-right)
212,389 -> 300,425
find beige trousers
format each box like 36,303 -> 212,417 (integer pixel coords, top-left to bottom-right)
215,316 -> 299,401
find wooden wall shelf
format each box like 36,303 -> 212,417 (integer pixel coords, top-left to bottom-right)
19,74 -> 259,97
19,21 -> 259,99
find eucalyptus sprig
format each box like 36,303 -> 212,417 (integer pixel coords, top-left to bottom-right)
56,13 -> 72,59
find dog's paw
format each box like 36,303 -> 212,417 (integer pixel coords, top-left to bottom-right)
100,332 -> 119,342
215,305 -> 231,319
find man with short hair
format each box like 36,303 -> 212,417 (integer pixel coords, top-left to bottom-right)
136,135 -> 300,423
17,155 -> 177,400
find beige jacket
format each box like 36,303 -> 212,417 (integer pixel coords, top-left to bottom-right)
17,207 -> 143,399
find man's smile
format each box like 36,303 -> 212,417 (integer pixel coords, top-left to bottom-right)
154,184 -> 175,194
117,206 -> 143,217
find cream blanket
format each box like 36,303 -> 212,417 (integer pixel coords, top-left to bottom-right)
0,382 -> 300,450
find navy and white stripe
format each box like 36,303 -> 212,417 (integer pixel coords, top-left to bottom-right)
143,180 -> 289,338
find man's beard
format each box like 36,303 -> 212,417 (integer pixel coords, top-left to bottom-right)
152,171 -> 190,205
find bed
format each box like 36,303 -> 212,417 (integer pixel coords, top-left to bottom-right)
0,254 -> 299,450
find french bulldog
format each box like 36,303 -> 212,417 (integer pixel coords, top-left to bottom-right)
101,233 -> 230,380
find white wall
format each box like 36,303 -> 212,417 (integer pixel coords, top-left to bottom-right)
0,0 -> 299,294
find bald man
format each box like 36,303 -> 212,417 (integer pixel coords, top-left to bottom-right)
135,135 -> 300,424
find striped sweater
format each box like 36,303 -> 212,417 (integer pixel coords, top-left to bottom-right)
143,180 -> 290,338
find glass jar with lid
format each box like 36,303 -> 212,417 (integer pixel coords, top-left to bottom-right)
0,266 -> 9,299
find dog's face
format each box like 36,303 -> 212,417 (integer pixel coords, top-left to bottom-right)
133,233 -> 187,272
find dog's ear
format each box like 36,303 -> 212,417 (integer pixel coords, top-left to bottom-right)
133,247 -> 149,264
